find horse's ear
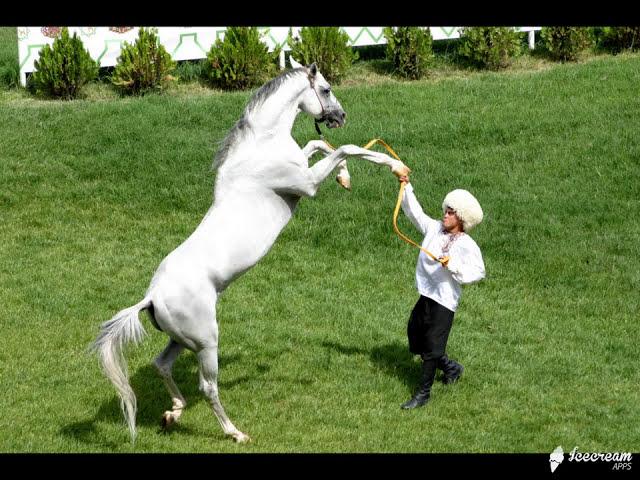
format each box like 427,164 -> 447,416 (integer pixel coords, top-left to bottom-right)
289,57 -> 303,69
308,63 -> 318,76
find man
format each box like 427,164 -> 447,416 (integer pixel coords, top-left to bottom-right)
397,175 -> 485,409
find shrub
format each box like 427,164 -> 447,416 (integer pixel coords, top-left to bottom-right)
0,63 -> 19,89
383,27 -> 433,79
540,27 -> 595,62
0,28 -> 19,89
287,27 -> 357,84
111,27 -> 177,95
597,26 -> 640,53
458,27 -> 521,70
203,27 -> 280,91
29,27 -> 98,99
175,59 -> 206,83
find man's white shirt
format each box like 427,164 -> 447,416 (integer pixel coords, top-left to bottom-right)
401,183 -> 485,312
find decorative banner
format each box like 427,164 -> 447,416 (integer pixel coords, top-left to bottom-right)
17,27 -> 541,86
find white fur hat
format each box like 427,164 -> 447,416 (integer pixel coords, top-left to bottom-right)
442,189 -> 483,231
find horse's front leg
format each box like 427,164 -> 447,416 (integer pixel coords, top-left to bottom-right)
334,160 -> 351,190
308,145 -> 410,187
301,139 -> 334,158
302,140 -> 351,190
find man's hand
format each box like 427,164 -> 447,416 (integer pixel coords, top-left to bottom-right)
438,256 -> 450,268
398,175 -> 409,184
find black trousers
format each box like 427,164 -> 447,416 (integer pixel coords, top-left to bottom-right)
407,295 -> 455,361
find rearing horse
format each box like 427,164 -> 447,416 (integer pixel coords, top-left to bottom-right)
92,60 -> 410,443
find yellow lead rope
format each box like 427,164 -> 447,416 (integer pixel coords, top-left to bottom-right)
323,138 -> 448,267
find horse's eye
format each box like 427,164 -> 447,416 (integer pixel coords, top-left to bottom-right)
323,88 -> 331,95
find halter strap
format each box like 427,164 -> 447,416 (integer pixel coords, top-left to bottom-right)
308,74 -> 327,136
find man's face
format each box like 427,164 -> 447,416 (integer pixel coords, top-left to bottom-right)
442,207 -> 463,232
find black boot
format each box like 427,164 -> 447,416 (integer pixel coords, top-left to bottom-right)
437,355 -> 464,384
401,358 -> 437,409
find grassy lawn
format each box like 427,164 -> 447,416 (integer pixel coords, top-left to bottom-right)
1,27 -> 639,453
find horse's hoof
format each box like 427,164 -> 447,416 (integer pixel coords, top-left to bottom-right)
336,175 -> 351,190
161,412 -> 176,429
392,164 -> 411,178
232,432 -> 251,443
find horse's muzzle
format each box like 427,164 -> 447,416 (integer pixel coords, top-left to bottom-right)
323,109 -> 346,128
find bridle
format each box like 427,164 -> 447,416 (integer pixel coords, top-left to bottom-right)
308,74 -> 328,136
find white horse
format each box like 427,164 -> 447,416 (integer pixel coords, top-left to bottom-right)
92,59 -> 410,444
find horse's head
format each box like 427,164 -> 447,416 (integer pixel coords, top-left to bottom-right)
292,58 -> 346,129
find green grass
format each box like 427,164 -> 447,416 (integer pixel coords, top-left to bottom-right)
1,28 -> 639,453
0,27 -> 19,88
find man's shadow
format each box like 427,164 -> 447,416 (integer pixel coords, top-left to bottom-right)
321,340 -> 423,391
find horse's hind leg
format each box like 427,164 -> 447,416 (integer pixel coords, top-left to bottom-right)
153,339 -> 186,428
151,285 -> 248,442
198,345 -> 250,443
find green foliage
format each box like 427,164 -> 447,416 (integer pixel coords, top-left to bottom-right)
458,27 -> 521,70
540,27 -> 595,62
175,59 -> 206,83
0,27 -> 19,89
0,63 -> 18,89
597,26 -> 640,53
287,27 -> 357,84
28,27 -> 98,99
203,27 -> 280,91
111,27 -> 177,95
382,27 -> 433,79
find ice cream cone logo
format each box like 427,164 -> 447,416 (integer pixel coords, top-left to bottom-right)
550,446 -> 564,473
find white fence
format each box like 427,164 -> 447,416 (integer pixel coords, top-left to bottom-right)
17,27 -> 541,86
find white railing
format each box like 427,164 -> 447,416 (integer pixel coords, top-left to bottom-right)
17,27 -> 541,86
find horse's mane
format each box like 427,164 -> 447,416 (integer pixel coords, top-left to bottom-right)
212,67 -> 307,172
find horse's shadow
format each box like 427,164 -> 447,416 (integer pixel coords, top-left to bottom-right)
61,352 -> 246,447
321,340 -> 422,391
65,342 -> 421,447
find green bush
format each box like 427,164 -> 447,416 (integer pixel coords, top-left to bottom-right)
458,27 -> 521,70
540,27 -> 594,62
383,27 -> 433,79
29,27 -> 98,99
203,27 -> 280,91
0,63 -> 19,89
175,59 -> 206,83
597,26 -> 640,53
111,27 -> 177,95
287,27 -> 357,84
0,28 -> 19,89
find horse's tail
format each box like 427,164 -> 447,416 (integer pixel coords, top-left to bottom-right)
90,297 -> 151,442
